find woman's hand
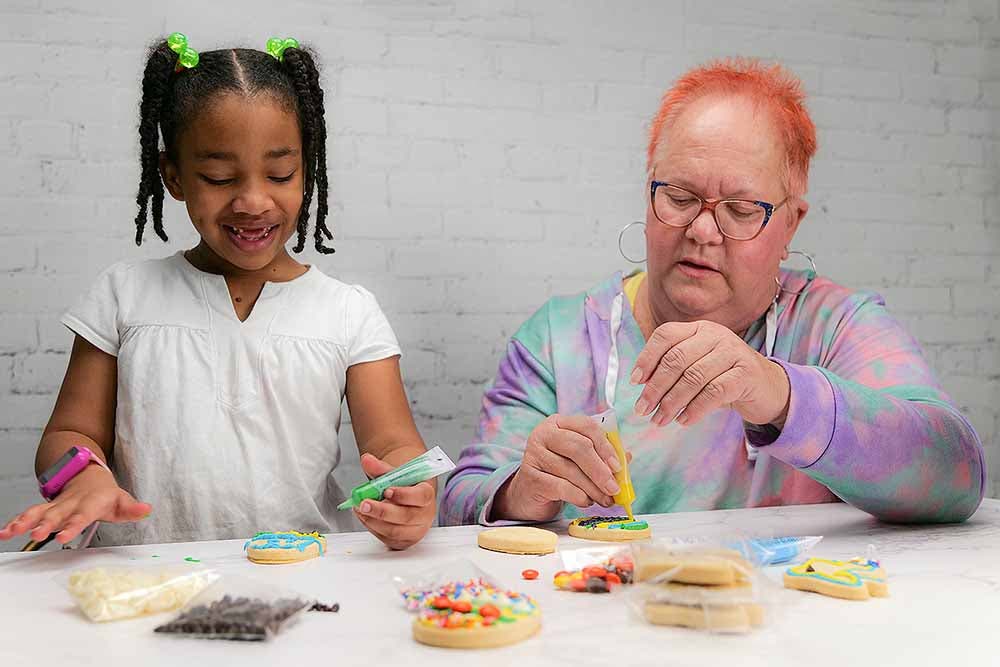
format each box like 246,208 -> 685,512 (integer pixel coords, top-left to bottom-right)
630,320 -> 790,428
0,466 -> 151,545
354,453 -> 436,550
491,414 -> 622,522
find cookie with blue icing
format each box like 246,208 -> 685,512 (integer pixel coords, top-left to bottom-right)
244,531 -> 327,564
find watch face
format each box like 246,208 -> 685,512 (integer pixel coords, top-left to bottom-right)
38,446 -> 81,485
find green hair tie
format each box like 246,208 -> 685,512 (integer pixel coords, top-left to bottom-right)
167,31 -> 199,71
266,37 -> 299,62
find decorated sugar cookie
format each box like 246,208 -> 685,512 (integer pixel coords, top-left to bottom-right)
244,530 -> 327,564
568,515 -> 651,541
410,580 -> 542,649
783,557 -> 888,600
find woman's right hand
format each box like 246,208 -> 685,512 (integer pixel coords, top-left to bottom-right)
0,466 -> 151,545
491,414 -> 623,522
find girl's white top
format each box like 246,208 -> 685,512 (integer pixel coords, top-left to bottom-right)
61,252 -> 401,546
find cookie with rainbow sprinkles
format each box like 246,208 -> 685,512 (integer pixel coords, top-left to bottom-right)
244,530 -> 327,564
409,579 -> 541,649
568,515 -> 651,541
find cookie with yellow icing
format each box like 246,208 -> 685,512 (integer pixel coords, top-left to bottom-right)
783,557 -> 888,600
244,530 -> 326,564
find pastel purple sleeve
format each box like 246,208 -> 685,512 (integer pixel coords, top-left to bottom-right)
758,295 -> 985,523
438,337 -> 558,526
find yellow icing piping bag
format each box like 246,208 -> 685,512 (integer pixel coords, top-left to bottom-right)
591,409 -> 636,520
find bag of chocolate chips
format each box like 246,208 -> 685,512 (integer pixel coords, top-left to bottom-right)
154,577 -> 315,641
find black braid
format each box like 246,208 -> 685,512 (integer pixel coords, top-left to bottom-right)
134,41 -> 175,245
283,47 -> 334,254
133,39 -> 333,254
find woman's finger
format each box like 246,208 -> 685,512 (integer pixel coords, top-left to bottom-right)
677,367 -> 749,426
635,330 -> 718,417
652,347 -> 735,426
631,321 -> 699,386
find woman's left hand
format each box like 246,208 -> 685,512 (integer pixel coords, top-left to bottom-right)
354,453 -> 436,550
630,320 -> 790,428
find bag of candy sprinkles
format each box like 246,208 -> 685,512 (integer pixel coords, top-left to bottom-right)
394,559 -> 506,611
553,545 -> 634,594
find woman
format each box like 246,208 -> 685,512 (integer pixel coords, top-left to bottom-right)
440,58 -> 984,526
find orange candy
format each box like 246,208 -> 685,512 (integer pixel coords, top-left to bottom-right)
431,596 -> 452,610
570,578 -> 587,592
582,566 -> 607,579
479,604 -> 501,619
605,573 -> 622,586
521,569 -> 539,580
451,600 -> 472,613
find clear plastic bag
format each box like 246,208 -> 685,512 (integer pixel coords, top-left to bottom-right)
393,559 -> 505,611
64,564 -> 219,623
154,575 -> 313,641
627,537 -> 779,634
554,545 -> 634,593
737,535 -> 823,566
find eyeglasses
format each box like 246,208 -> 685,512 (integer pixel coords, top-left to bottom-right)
649,180 -> 787,241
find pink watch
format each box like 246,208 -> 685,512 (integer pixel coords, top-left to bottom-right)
38,446 -> 111,501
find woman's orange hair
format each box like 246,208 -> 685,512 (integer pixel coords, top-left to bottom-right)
647,58 -> 817,196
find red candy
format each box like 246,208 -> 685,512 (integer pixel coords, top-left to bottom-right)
605,573 -> 622,586
570,578 -> 587,592
479,604 -> 501,619
451,600 -> 472,613
582,566 -> 607,579
431,597 -> 452,610
521,569 -> 539,580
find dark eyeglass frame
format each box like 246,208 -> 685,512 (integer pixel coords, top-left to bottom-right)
649,180 -> 788,241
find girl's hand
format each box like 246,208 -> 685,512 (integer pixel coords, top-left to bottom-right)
353,453 -> 435,550
0,466 -> 151,545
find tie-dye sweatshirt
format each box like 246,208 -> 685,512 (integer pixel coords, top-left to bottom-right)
440,269 -> 985,526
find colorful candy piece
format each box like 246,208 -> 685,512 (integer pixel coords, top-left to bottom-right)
521,569 -> 539,580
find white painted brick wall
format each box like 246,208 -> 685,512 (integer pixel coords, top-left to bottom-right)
1,1 -> 998,550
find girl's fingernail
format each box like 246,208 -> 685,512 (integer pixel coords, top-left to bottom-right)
384,488 -> 394,499
360,502 -> 371,513
630,368 -> 642,384
635,399 -> 649,416
607,457 -> 621,473
605,480 -> 621,495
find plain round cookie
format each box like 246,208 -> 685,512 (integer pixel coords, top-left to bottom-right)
568,516 -> 651,542
477,527 -> 558,555
412,614 -> 541,648
644,601 -> 764,631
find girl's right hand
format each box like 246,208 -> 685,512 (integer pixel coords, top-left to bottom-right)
0,466 -> 151,545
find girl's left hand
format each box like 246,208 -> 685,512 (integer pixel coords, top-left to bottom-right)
630,320 -> 791,428
354,453 -> 435,550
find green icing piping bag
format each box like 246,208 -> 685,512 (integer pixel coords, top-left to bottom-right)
338,446 -> 456,510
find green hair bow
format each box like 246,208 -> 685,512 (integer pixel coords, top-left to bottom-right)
167,32 -> 199,70
266,37 -> 299,62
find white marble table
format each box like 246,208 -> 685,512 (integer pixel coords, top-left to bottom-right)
1,500 -> 997,666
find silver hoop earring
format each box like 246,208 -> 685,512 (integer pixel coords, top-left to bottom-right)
618,221 -> 646,264
776,248 -> 818,296
786,249 -> 817,274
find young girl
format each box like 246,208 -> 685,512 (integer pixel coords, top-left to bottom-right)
0,34 -> 434,551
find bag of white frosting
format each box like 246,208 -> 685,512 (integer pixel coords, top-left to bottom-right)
65,564 -> 219,622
